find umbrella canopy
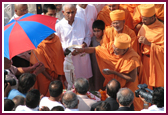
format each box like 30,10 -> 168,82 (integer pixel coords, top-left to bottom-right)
4,13 -> 57,59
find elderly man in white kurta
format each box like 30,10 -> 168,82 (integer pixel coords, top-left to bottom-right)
55,4 -> 92,80
76,4 -> 97,37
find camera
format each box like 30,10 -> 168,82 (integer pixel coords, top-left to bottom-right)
4,70 -> 16,86
135,84 -> 153,104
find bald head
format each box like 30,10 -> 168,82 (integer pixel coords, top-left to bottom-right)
74,78 -> 89,95
106,79 -> 121,99
14,4 -> 28,16
62,91 -> 78,108
117,88 -> 134,107
12,96 -> 25,110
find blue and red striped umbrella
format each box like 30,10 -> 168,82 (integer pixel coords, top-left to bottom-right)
4,13 -> 57,59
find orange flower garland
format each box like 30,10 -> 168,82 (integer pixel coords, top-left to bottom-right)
98,89 -> 107,101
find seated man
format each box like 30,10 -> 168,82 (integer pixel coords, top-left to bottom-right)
72,33 -> 144,111
15,89 -> 40,111
7,73 -> 36,100
12,95 -> 25,111
39,80 -> 64,110
74,78 -> 97,111
51,106 -> 64,111
62,91 -> 79,111
4,99 -> 15,111
94,102 -> 111,111
91,79 -> 120,111
116,88 -> 134,111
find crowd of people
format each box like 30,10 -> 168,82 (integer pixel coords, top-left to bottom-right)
4,3 -> 164,112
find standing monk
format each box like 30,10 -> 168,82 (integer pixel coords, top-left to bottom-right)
101,10 -> 138,52
55,4 -> 92,80
30,33 -> 65,97
72,33 -> 144,111
120,4 -> 140,18
97,4 -> 133,29
138,4 -> 164,88
133,4 -> 164,33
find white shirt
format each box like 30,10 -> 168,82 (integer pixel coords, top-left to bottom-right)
56,17 -> 92,79
76,4 -> 97,37
39,97 -> 65,110
93,4 -> 106,13
65,108 -> 79,111
141,105 -> 164,111
15,105 -> 39,111
9,13 -> 19,22
77,95 -> 97,111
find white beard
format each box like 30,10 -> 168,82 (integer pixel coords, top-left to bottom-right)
114,26 -> 123,32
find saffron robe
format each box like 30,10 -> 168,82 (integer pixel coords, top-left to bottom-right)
97,5 -> 134,29
101,25 -> 138,52
30,35 -> 65,96
120,4 -> 140,18
95,42 -> 144,111
133,4 -> 164,29
138,19 -> 164,87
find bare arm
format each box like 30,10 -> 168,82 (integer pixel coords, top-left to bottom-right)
103,68 -> 137,82
16,62 -> 45,76
72,47 -> 96,56
16,66 -> 35,75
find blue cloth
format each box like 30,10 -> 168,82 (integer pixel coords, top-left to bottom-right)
7,89 -> 26,100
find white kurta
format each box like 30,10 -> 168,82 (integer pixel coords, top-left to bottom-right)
56,17 -> 92,79
76,4 -> 98,37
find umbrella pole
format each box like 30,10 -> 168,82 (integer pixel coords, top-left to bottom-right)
32,50 -> 40,62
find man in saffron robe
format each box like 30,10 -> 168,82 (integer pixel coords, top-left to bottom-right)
133,4 -> 164,33
101,10 -> 138,52
30,33 -> 65,97
97,4 -> 133,29
120,4 -> 140,18
137,4 -> 164,88
72,33 -> 144,111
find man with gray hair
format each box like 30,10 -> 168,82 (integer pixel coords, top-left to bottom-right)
74,78 -> 96,111
62,91 -> 79,111
56,4 -> 92,81
116,88 -> 134,111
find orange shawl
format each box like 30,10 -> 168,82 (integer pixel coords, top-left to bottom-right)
120,4 -> 140,18
30,35 -> 64,76
97,5 -> 134,29
133,4 -> 164,28
95,42 -> 144,110
101,25 -> 138,52
30,35 -> 65,96
138,19 -> 164,87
